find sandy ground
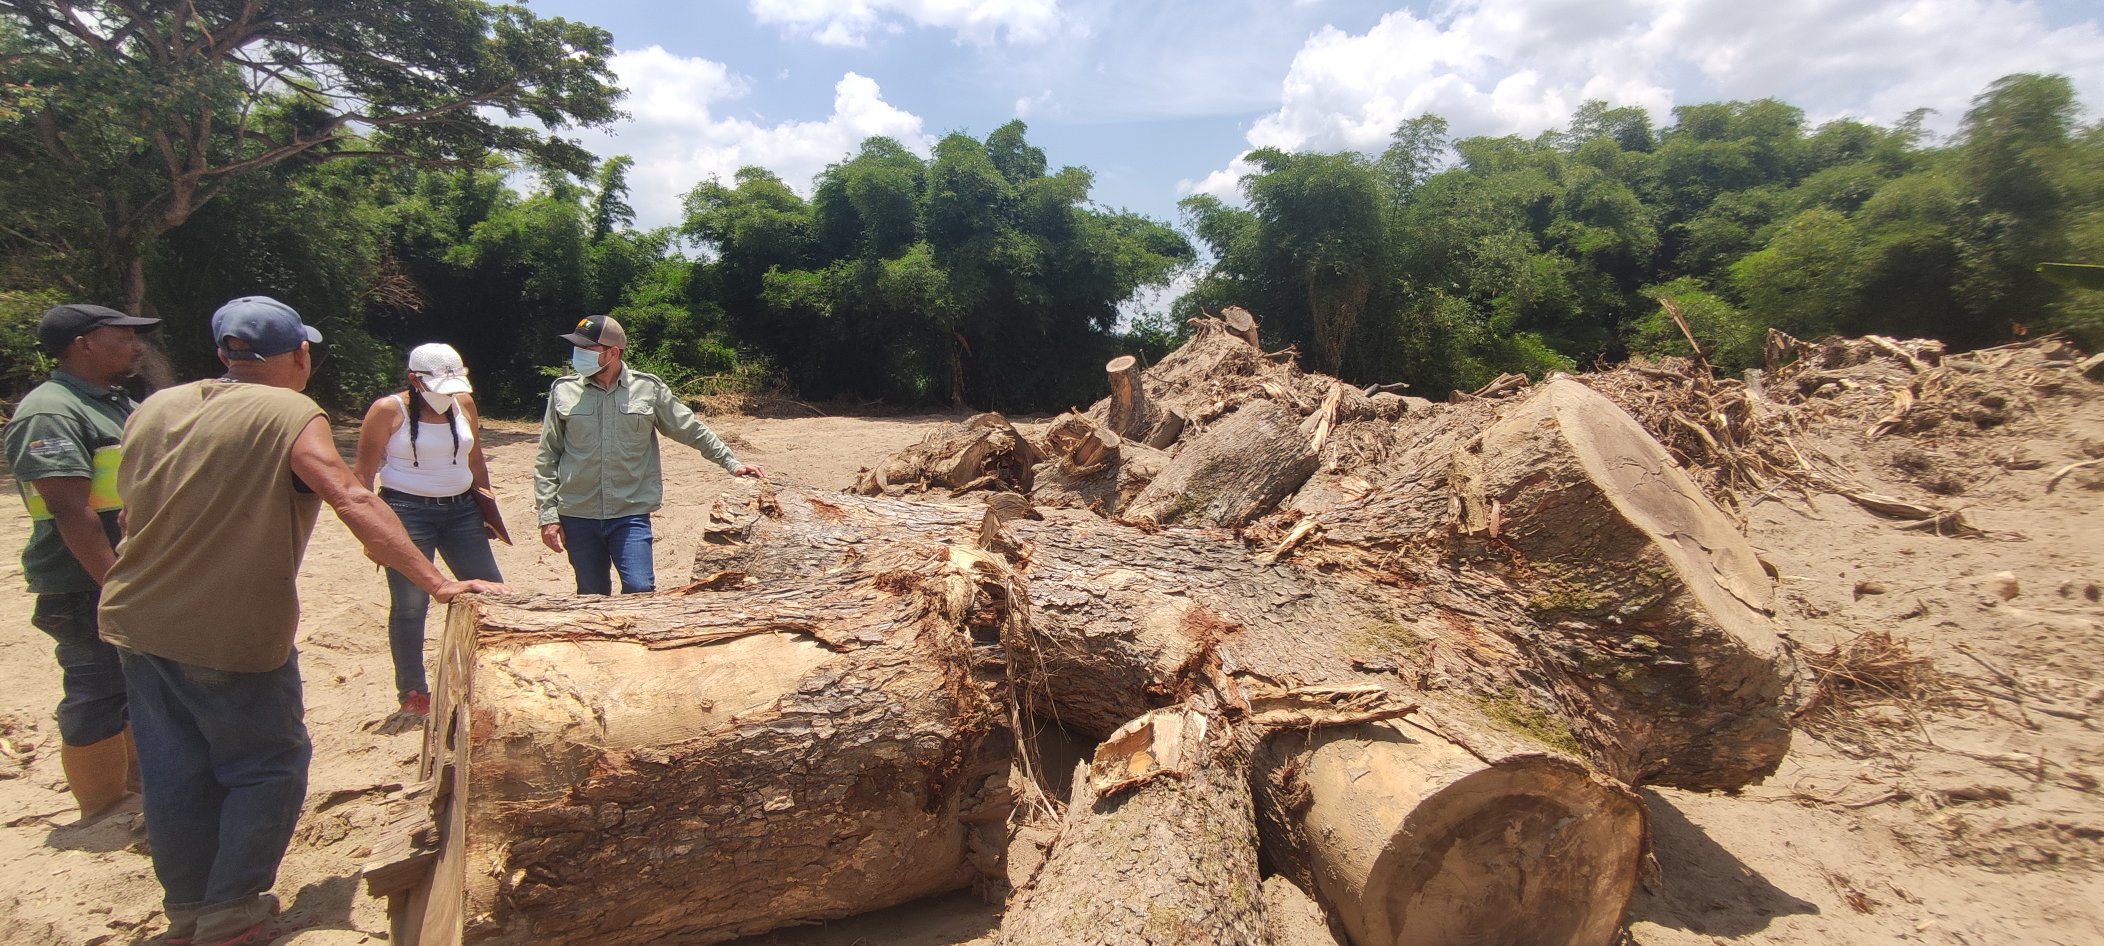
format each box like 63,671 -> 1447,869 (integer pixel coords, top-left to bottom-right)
0,383 -> 2099,945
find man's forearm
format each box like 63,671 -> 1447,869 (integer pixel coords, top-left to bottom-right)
50,507 -> 116,583
333,489 -> 448,593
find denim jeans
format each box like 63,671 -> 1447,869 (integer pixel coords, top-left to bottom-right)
560,514 -> 655,595
118,647 -> 309,921
383,492 -> 504,698
30,590 -> 129,745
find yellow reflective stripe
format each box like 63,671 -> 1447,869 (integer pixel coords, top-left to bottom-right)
17,444 -> 123,521
89,445 -> 123,511
20,482 -> 50,521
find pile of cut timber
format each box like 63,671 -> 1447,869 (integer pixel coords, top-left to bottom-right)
372,308 -> 1796,946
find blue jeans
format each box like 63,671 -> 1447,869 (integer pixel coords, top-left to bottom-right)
30,590 -> 129,745
118,647 -> 310,920
560,514 -> 655,595
383,492 -> 504,698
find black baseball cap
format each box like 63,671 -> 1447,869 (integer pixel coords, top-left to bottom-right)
38,304 -> 161,355
560,314 -> 627,348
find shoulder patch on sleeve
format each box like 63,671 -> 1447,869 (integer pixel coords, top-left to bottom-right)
25,437 -> 78,458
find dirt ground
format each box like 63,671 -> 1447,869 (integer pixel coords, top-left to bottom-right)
1,360 -> 2101,945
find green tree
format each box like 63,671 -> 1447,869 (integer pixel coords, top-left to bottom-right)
0,0 -> 621,310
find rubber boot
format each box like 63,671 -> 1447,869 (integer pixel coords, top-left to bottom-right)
59,731 -> 136,824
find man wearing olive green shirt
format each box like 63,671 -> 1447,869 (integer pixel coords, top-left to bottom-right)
533,315 -> 765,595
4,303 -> 159,824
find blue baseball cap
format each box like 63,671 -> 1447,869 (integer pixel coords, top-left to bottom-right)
211,296 -> 322,360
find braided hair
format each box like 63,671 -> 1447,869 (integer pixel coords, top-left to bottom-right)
403,392 -> 462,467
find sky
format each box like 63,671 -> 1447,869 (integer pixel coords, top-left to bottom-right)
522,0 -> 2104,233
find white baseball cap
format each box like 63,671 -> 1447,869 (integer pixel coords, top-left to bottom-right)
406,343 -> 473,394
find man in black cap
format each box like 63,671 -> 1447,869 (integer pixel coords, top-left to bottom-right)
534,314 -> 765,594
3,303 -> 161,825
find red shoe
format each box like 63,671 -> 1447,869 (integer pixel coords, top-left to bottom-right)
400,691 -> 431,716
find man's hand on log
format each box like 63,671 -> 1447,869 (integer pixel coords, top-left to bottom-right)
734,463 -> 767,479
434,578 -> 511,603
541,522 -> 565,552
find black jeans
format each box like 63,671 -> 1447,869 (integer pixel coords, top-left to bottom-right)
30,590 -> 128,745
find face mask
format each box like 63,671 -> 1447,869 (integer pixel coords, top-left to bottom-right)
570,347 -> 602,376
419,390 -> 455,413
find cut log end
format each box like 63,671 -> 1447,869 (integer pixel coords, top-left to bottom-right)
1222,306 -> 1260,348
1260,723 -> 1644,946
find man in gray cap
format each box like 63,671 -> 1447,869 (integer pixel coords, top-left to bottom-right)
3,303 -> 160,825
99,295 -> 510,945
535,314 -> 765,594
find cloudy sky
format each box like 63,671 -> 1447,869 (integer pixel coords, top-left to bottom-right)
524,0 -> 2104,231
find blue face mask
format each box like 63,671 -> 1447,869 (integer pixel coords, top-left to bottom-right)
570,347 -> 602,376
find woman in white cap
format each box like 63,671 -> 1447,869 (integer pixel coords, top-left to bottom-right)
352,343 -> 507,722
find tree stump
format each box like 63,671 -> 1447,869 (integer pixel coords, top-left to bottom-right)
1105,355 -> 1186,449
1221,305 -> 1261,348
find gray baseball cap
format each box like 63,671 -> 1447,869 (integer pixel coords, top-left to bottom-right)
212,296 -> 322,360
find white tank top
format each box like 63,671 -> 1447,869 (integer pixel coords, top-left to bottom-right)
377,395 -> 475,497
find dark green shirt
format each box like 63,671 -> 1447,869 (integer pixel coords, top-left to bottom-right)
4,369 -> 132,594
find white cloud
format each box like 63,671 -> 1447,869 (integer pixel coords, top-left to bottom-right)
1197,0 -> 2104,196
750,0 -> 1066,46
577,48 -> 930,230
1015,89 -> 1054,117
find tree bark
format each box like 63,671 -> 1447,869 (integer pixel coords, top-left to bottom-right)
424,545 -> 1016,945
1126,399 -> 1320,527
999,707 -> 1268,946
1446,379 -> 1790,788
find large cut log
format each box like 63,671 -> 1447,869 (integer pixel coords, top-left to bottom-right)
416,543 -> 1015,946
1125,399 -> 1320,527
1000,707 -> 1267,946
852,411 -> 1040,495
1254,721 -> 1645,946
1270,378 -> 1793,790
1447,378 -> 1789,788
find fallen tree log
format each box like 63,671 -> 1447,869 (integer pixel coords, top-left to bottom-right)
414,544 -> 1016,946
999,707 -> 1268,946
1254,721 -> 1644,946
1447,378 -> 1789,788
1125,399 -> 1320,527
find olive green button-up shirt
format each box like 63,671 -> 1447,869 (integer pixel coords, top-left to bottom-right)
533,367 -> 742,526
3,369 -> 133,594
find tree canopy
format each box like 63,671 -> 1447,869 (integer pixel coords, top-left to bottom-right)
0,0 -> 621,310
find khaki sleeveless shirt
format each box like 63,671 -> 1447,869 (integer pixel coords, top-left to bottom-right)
99,380 -> 324,672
